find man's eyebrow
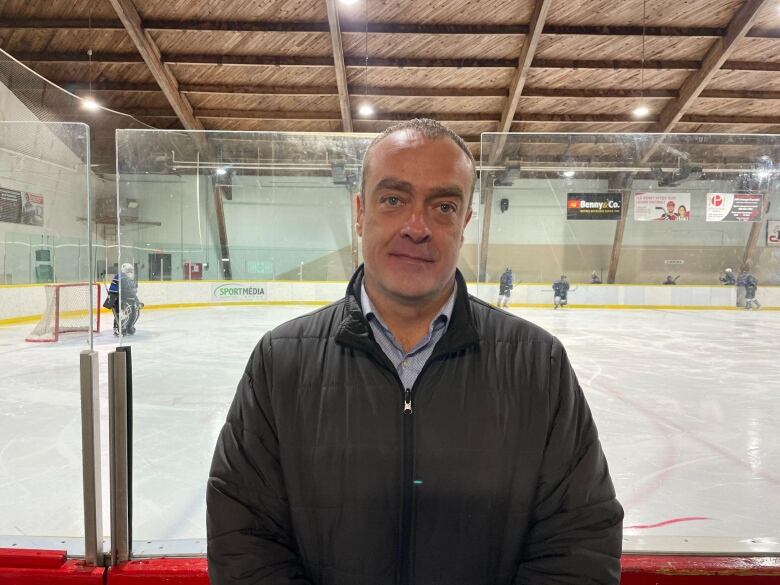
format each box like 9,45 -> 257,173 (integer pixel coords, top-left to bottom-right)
428,185 -> 465,200
373,178 -> 413,194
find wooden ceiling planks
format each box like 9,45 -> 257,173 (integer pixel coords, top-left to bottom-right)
345,67 -> 516,88
687,96 -> 780,116
27,62 -> 158,85
187,93 -> 342,112
149,30 -> 333,57
525,68 -> 691,89
0,28 -> 134,54
747,0 -> 780,28
650,0 -> 771,133
202,118 -> 343,132
131,0 -> 327,22
1,0 -> 778,140
346,0 -> 535,25
515,96 -> 674,115
348,95 -> 506,114
729,37 -> 780,61
534,34 -> 715,61
341,32 -> 525,61
546,0 -> 745,28
0,0 -> 116,19
169,64 -> 337,86
707,69 -> 780,90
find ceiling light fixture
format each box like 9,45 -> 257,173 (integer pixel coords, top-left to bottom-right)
216,167 -> 227,176
83,10 -> 100,112
82,97 -> 100,111
563,170 -> 575,178
633,0 -> 649,121
357,0 -> 374,119
82,49 -> 101,111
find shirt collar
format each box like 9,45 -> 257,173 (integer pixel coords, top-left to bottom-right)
361,279 -> 457,331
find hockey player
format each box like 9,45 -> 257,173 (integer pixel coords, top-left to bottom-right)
552,274 -> 570,309
497,267 -> 513,308
591,271 -> 602,284
662,274 -> 679,285
104,263 -> 143,335
737,270 -> 760,310
719,268 -> 736,285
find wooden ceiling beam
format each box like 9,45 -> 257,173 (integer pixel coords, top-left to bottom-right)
324,0 -> 353,132
18,51 -> 780,72
65,81 -> 510,97
650,0 -> 772,134
62,81 -> 780,101
4,18 -> 779,39
107,0 -> 236,279
127,109 -> 780,126
106,0 -> 202,130
498,0 -> 553,134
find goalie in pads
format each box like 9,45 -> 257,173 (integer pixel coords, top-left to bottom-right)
104,263 -> 143,335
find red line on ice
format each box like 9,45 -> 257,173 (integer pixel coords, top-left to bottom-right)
626,516 -> 710,530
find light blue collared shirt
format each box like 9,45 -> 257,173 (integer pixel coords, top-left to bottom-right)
361,282 -> 457,390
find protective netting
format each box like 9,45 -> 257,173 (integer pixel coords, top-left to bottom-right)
0,48 -> 151,174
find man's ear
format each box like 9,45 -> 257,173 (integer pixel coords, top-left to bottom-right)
355,193 -> 364,237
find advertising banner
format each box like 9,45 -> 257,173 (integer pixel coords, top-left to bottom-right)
212,282 -> 267,301
634,192 -> 691,221
566,193 -> 623,220
706,193 -> 764,222
21,192 -> 44,226
0,187 -> 21,223
0,188 -> 44,225
768,221 -> 780,247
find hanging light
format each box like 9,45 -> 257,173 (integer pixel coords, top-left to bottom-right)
83,13 -> 100,112
562,170 -> 575,178
356,0 -> 374,119
632,0 -> 648,121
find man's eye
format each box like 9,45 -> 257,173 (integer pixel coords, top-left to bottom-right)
384,196 -> 401,206
439,203 -> 457,213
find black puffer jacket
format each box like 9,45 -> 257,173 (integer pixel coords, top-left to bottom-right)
207,268 -> 623,585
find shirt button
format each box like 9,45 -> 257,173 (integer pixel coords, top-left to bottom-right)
401,360 -> 408,368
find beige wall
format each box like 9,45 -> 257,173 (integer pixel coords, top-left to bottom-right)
469,244 -> 778,285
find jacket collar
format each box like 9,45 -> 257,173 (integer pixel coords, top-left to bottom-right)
335,265 -> 479,359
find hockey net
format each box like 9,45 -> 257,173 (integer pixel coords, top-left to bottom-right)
26,283 -> 101,342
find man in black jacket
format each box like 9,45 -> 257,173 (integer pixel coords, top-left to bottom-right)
207,119 -> 623,584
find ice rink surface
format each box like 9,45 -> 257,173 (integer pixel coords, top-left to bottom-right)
1,302 -> 779,553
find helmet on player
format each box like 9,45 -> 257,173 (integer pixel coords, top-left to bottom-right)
725,268 -> 733,273
121,263 -> 134,276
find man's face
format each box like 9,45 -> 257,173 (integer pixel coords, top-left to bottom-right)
356,131 -> 473,305
667,202 -> 675,212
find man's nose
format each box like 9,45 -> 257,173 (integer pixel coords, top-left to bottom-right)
399,208 -> 431,242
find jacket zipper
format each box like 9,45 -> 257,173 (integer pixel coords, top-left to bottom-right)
398,357 -> 441,585
370,351 -> 443,585
400,387 -> 414,585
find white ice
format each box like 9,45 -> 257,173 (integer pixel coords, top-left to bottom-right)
1,303 -> 779,554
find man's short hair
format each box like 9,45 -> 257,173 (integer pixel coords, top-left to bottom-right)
360,118 -> 477,203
